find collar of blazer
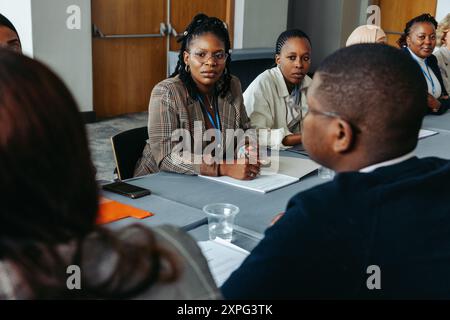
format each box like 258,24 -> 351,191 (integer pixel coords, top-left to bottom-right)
272,66 -> 312,99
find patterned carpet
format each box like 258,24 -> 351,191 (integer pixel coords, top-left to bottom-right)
86,112 -> 148,181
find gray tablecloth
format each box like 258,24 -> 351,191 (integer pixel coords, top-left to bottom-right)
105,129 -> 450,236
422,111 -> 450,133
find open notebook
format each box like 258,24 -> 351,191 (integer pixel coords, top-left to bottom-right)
200,157 -> 320,193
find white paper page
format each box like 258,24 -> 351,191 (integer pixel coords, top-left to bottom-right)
198,238 -> 249,287
265,156 -> 321,179
419,129 -> 438,139
200,172 -> 298,193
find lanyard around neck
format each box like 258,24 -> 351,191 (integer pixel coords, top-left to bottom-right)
411,54 -> 436,95
197,94 -> 221,141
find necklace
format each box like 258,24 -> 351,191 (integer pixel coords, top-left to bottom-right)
204,94 -> 214,110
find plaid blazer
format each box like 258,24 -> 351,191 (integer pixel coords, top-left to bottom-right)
134,75 -> 251,177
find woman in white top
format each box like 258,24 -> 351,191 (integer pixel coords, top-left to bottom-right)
244,29 -> 312,148
434,14 -> 450,94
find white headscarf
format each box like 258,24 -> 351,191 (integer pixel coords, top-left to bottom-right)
346,25 -> 387,47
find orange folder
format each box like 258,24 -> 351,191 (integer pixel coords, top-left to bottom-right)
96,197 -> 154,224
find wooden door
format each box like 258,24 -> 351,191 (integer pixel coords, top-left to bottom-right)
378,0 -> 437,47
92,0 -> 234,118
169,0 -> 234,51
92,0 -> 167,118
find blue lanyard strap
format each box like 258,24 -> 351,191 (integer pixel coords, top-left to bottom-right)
198,94 -> 221,142
412,56 -> 436,95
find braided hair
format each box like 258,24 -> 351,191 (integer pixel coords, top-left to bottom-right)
397,13 -> 438,48
171,13 -> 232,99
275,29 -> 311,55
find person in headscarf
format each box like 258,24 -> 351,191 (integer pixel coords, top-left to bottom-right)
0,13 -> 21,53
346,25 -> 386,47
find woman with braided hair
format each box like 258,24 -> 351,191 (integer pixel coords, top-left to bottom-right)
135,13 -> 260,180
243,29 -> 312,149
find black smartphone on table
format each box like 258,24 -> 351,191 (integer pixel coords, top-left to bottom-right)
102,181 -> 151,199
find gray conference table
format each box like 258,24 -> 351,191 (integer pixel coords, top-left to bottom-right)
415,129 -> 450,159
104,127 -> 450,250
123,151 -> 325,236
188,224 -> 261,252
102,191 -> 207,231
422,111 -> 450,133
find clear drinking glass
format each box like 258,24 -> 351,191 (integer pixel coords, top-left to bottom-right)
318,166 -> 335,180
203,203 -> 239,242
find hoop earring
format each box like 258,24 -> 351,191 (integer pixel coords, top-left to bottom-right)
185,64 -> 190,73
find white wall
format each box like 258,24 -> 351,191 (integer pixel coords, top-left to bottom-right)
288,0 -> 373,70
31,0 -> 93,112
234,0 -> 289,49
233,0 -> 245,48
0,0 -> 33,56
436,0 -> 450,22
341,0 -> 366,47
288,0 -> 344,71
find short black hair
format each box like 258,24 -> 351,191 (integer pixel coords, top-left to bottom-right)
275,29 -> 311,55
171,13 -> 231,99
314,44 -> 427,157
0,13 -> 20,41
397,13 -> 437,48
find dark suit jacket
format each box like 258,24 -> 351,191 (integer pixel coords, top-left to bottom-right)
221,157 -> 450,299
403,47 -> 449,115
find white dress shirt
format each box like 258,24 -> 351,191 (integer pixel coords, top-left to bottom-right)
359,151 -> 415,173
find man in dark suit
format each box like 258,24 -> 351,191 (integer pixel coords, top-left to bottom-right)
221,44 -> 450,299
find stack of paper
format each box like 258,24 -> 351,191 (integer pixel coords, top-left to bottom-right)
200,172 -> 298,193
200,157 -> 320,193
419,129 -> 438,139
198,238 -> 249,287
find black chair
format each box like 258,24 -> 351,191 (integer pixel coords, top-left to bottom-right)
230,58 -> 274,92
111,126 -> 148,181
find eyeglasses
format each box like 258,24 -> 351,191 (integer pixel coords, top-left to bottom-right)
187,50 -> 228,64
304,108 -> 361,134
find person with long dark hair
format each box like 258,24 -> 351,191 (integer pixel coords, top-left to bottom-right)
243,29 -> 312,148
0,13 -> 21,53
0,49 -> 220,299
398,13 -> 449,115
134,14 -> 260,180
